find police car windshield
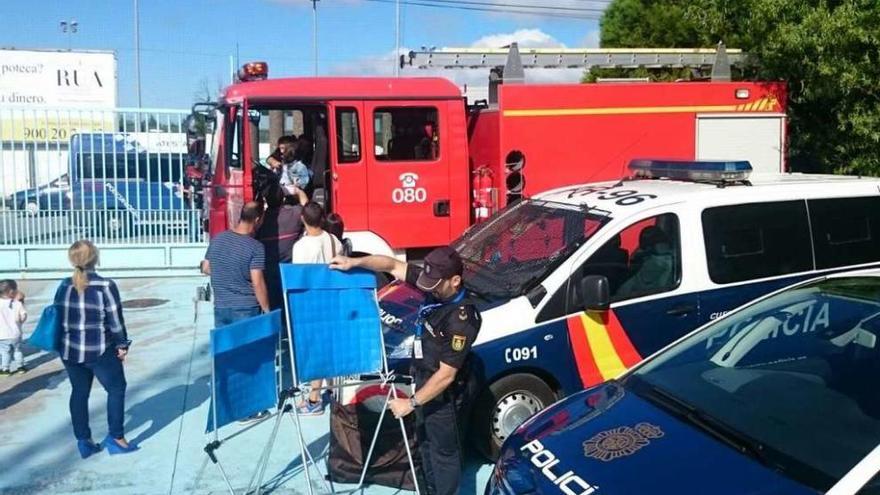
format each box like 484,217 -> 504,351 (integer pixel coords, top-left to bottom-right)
629,276 -> 880,492
454,200 -> 609,299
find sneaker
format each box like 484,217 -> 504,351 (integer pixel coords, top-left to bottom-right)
237,410 -> 270,424
296,399 -> 325,416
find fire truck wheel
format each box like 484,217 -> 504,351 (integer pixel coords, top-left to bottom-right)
472,373 -> 556,461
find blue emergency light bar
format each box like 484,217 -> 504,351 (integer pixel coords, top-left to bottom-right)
628,159 -> 753,182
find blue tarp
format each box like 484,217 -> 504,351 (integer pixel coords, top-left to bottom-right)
206,310 -> 281,432
280,264 -> 382,383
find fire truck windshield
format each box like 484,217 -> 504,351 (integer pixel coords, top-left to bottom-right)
454,200 -> 610,299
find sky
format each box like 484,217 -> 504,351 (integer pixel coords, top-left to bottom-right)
0,0 -> 608,109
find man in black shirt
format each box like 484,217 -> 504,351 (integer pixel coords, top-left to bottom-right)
255,182 -> 308,310
330,246 -> 480,495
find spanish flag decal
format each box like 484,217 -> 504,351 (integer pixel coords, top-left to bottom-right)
567,311 -> 642,387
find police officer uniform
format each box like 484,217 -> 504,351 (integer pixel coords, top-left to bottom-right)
405,247 -> 481,495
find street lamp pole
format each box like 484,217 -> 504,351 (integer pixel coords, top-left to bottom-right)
134,0 -> 143,110
394,0 -> 400,76
311,0 -> 319,76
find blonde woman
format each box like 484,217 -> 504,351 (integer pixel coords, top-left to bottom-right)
54,240 -> 136,457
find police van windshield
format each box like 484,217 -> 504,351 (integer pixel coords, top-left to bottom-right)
454,200 -> 609,299
628,277 -> 880,492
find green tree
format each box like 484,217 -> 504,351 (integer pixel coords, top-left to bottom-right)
589,0 -> 880,175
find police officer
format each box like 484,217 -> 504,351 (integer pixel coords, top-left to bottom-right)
330,246 -> 480,495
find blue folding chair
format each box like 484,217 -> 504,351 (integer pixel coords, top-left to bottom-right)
281,264 -> 420,495
203,309 -> 284,495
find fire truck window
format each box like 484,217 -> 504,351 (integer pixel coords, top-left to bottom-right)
335,108 -> 361,163
373,107 -> 439,161
703,201 -> 812,284
808,196 -> 880,270
537,213 -> 681,323
256,109 -> 305,163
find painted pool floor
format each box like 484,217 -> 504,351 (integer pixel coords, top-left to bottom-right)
0,277 -> 492,494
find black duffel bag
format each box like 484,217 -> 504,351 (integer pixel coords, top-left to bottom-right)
327,400 -> 421,490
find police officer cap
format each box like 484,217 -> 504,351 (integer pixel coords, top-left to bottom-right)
416,246 -> 463,291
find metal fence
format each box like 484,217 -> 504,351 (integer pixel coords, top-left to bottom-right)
0,107 -> 207,276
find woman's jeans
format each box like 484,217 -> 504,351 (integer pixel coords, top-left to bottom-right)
62,349 -> 127,440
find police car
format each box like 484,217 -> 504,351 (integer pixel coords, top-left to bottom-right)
486,268 -> 880,494
378,160 -> 880,459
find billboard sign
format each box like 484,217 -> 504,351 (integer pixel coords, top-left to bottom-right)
0,48 -> 117,109
0,49 -> 118,143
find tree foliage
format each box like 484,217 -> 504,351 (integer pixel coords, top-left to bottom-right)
588,0 -> 880,175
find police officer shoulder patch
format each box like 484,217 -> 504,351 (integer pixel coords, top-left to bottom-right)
451,334 -> 467,352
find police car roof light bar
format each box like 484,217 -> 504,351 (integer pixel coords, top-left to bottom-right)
628,159 -> 753,184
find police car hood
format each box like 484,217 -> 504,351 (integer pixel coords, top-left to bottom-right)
492,382 -> 813,495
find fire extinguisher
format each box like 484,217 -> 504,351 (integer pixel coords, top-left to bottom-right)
472,166 -> 496,223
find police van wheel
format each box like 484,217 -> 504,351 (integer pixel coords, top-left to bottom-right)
91,212 -> 134,240
474,373 -> 556,461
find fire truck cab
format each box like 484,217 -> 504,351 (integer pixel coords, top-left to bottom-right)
201,60 -> 787,260
204,69 -> 469,258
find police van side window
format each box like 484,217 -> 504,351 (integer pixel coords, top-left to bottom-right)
703,201 -> 812,284
809,196 -> 880,269
335,108 -> 361,163
537,213 -> 681,322
373,107 -> 439,161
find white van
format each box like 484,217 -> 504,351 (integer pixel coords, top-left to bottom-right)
377,160 -> 880,458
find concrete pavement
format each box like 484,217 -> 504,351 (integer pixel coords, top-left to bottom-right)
0,276 -> 492,494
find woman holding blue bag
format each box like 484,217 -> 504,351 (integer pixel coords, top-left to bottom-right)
53,240 -> 137,458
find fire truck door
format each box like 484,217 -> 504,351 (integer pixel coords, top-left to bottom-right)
224,105 -> 247,228
328,102 -> 369,231
364,102 -> 451,249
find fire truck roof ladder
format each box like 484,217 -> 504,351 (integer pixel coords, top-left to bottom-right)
401,41 -> 742,73
403,42 -> 740,104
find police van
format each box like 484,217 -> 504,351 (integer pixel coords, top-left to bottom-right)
377,160 -> 880,459
487,268 -> 880,495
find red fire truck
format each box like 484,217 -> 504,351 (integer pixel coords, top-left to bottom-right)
198,56 -> 786,258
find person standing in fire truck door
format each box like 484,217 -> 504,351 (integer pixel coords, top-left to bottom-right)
330,247 -> 481,495
267,135 -> 312,190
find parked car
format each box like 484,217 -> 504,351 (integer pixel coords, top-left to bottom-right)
5,174 -> 71,214
487,269 -> 880,495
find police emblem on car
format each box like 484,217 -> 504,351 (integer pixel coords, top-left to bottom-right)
582,422 -> 664,462
451,334 -> 467,351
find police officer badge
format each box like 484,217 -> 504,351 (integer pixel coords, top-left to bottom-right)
451,334 -> 467,352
